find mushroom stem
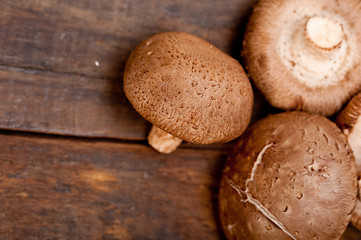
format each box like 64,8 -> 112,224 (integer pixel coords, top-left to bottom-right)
148,125 -> 182,154
305,16 -> 343,50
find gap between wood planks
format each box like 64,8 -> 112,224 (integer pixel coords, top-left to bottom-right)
0,128 -> 230,151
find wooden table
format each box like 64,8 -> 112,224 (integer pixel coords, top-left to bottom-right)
0,0 -> 360,239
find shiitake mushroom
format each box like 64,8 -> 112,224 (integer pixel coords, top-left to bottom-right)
242,0 -> 361,116
124,32 -> 253,153
219,111 -> 357,240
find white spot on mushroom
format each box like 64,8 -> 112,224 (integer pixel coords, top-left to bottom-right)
95,61 -> 100,67
227,223 -> 237,233
308,160 -> 322,172
305,159 -> 330,178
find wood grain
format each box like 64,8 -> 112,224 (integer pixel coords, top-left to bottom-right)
0,0 -> 257,79
0,132 -> 227,240
0,0 -> 264,139
0,65 -> 149,140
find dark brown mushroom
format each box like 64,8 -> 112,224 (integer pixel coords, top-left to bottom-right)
124,32 -> 253,153
242,0 -> 361,116
219,111 -> 357,240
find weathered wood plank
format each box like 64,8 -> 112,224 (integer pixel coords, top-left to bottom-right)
0,133 -> 227,239
0,66 -> 149,139
0,0 -> 257,79
0,0 -> 268,140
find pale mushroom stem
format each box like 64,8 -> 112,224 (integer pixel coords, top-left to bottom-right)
148,125 -> 182,154
305,16 -> 343,49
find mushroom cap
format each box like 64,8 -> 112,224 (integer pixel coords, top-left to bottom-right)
336,92 -> 361,230
242,0 -> 361,116
336,91 -> 361,174
219,111 -> 357,240
124,32 -> 253,144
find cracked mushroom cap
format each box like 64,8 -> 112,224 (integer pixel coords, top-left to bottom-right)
219,111 -> 357,240
124,32 -> 253,144
242,0 -> 361,116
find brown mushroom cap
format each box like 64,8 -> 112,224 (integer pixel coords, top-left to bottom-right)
124,32 -> 253,144
336,92 -> 361,231
336,91 -> 361,174
219,111 -> 357,240
242,0 -> 361,116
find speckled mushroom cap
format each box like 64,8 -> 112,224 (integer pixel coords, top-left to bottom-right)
219,111 -> 357,240
242,0 -> 361,116
124,32 -> 253,144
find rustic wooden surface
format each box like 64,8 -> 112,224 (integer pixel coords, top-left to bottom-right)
0,0 -> 360,239
0,136 -> 359,240
0,0 -> 260,139
0,132 -> 228,240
